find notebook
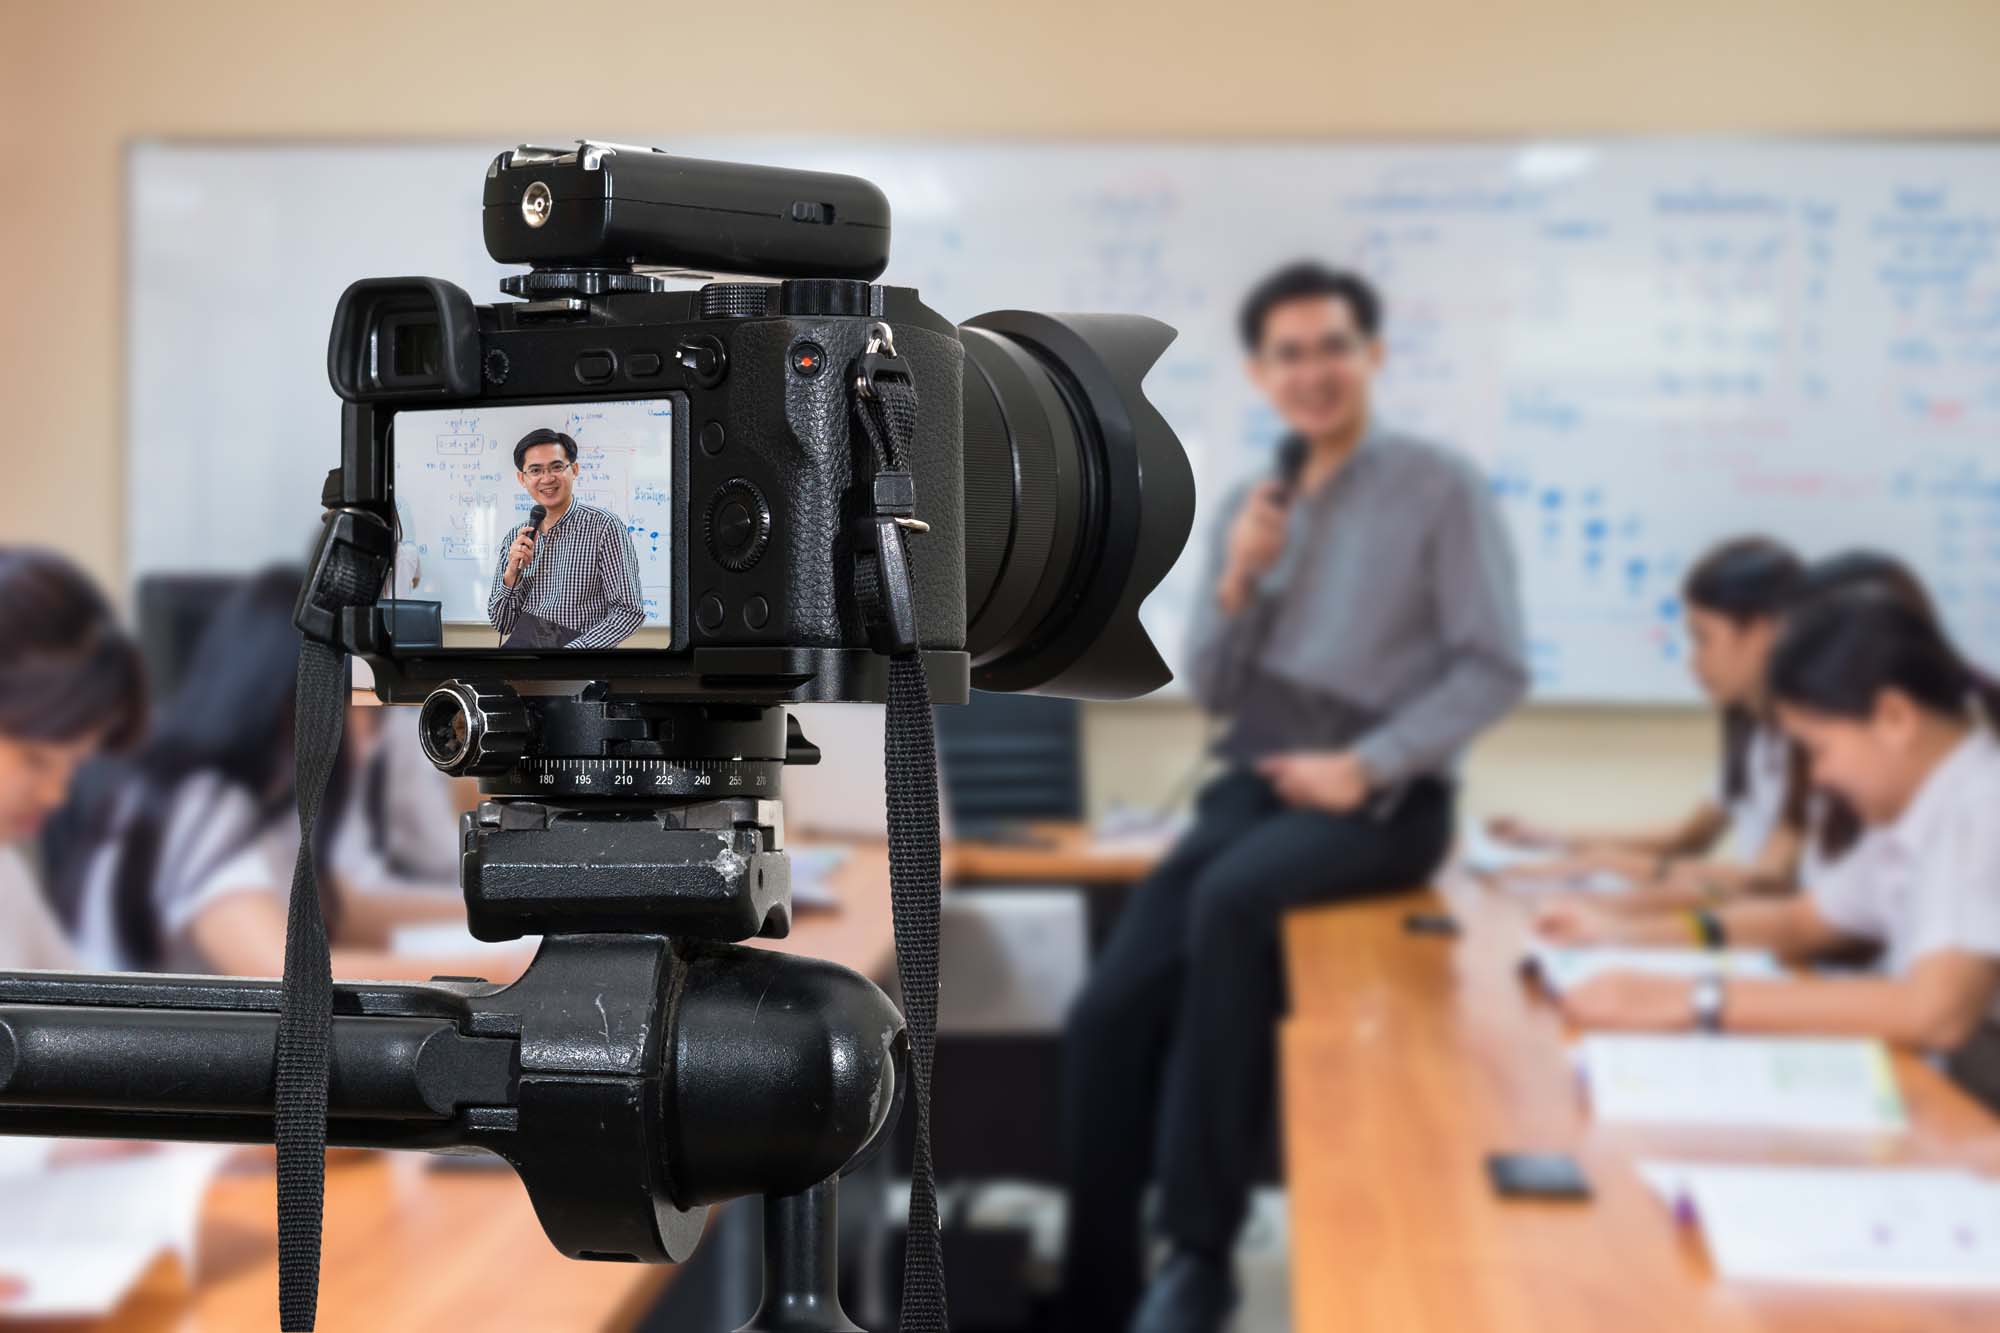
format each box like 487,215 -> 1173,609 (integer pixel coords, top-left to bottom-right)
1524,944 -> 1783,995
1578,1034 -> 1906,1132
1640,1161 -> 2000,1290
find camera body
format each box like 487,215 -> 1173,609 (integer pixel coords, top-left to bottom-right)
322,274 -> 969,704
303,141 -> 1194,711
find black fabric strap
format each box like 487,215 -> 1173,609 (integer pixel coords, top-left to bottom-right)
277,635 -> 347,1330
853,337 -> 949,1332
884,652 -> 945,1330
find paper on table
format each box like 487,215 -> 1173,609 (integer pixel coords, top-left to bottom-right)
1461,820 -> 1559,875
0,1136 -> 57,1180
1638,1161 -> 2000,1290
0,1144 -> 235,1317
1524,943 -> 1783,995
1578,1034 -> 1907,1133
390,922 -> 541,959
1459,822 -> 1632,894
787,843 -> 851,910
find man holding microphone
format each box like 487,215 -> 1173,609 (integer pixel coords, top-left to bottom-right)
486,428 -> 646,649
1061,263 -> 1530,1332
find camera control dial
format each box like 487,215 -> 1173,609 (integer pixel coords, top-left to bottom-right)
705,479 -> 772,572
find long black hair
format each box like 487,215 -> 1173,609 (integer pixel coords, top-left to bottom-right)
55,567 -> 347,968
1771,588 -> 2000,730
1682,537 -> 1806,822
1793,549 -> 1939,625
1785,551 -> 1945,860
0,547 -> 147,750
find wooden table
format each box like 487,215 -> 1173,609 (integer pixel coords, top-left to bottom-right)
950,821 -> 1165,886
51,843 -> 899,1332
1278,877 -> 2000,1332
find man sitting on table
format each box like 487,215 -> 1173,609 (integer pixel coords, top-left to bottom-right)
1060,263 -> 1529,1333
486,428 -> 645,649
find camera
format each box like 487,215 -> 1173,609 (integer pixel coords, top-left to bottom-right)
305,139 -> 1195,707
1,141 -> 1195,1331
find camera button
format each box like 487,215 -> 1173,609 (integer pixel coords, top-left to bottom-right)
675,335 -> 728,389
628,351 -> 663,379
700,421 -> 726,456
574,350 -> 616,384
743,596 -> 770,630
790,341 -> 826,377
697,594 -> 727,632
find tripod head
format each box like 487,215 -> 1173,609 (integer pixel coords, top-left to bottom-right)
416,681 -> 815,942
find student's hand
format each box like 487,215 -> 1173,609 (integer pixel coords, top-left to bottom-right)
1560,971 -> 1693,1031
1532,894 -> 1619,944
0,1274 -> 24,1307
1217,481 -> 1289,614
501,525 -> 537,587
1257,750 -> 1371,814
1486,815 -> 1566,849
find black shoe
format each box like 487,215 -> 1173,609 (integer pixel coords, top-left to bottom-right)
1129,1249 -> 1239,1333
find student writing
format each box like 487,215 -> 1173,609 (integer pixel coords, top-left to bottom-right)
0,548 -> 147,970
1552,590 -> 2000,1051
1492,537 -> 1808,905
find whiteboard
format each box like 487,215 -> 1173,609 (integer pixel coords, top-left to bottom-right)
128,138 -> 2000,701
390,400 -> 675,627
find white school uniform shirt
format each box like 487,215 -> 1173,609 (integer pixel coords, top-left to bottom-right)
1720,721 -> 1793,863
74,771 -> 387,974
1808,731 -> 2000,1022
362,719 -> 463,886
0,844 -> 78,970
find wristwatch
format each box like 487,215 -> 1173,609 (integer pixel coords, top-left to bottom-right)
1690,975 -> 1727,1034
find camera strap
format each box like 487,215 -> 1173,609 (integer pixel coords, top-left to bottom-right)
280,524 -> 385,1332
851,322 -> 949,1333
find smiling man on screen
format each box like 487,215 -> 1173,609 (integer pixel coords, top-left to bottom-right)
486,428 -> 645,649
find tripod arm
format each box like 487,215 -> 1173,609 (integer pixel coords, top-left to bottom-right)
0,934 -> 905,1268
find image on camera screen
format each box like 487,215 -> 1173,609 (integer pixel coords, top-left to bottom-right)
386,399 -> 673,651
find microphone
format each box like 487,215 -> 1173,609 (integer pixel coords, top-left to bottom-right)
500,504 -> 549,647
518,504 -> 548,570
1272,436 -> 1308,503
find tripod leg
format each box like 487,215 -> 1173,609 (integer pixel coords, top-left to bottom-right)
736,1176 -> 862,1333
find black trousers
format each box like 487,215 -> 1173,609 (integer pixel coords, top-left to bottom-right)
1058,769 -> 1455,1328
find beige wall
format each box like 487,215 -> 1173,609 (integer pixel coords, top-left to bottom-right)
1081,698 -> 1719,828
7,0 -> 1998,822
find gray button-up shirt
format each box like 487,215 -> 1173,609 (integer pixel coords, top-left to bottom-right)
1186,422 -> 1528,784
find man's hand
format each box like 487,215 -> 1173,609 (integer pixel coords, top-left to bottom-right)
1257,750 -> 1372,814
1559,971 -> 1693,1031
1217,480 -> 1290,614
501,524 -> 537,589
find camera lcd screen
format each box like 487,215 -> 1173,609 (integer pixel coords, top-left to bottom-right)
387,399 -> 675,651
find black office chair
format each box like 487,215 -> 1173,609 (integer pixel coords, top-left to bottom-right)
937,692 -> 1084,839
134,573 -> 247,704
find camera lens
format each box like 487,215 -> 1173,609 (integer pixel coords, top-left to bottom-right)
958,312 -> 1195,699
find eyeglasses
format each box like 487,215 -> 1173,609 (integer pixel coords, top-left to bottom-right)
1260,333 -> 1368,368
522,461 -> 574,478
